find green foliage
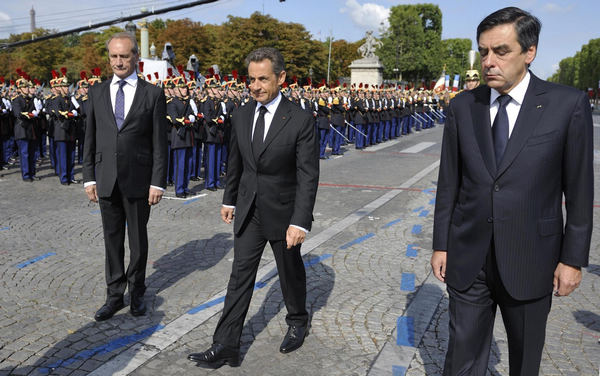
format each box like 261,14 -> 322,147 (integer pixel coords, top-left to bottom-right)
379,3 -> 444,83
548,38 -> 600,90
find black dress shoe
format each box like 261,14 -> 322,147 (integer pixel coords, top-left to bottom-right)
188,343 -> 240,368
61,182 -> 69,186
130,295 -> 146,317
206,186 -> 217,191
175,193 -> 187,198
31,176 -> 41,181
280,324 -> 308,353
94,301 -> 125,321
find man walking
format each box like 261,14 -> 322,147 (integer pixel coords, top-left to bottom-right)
431,7 -> 593,375
187,47 -> 319,368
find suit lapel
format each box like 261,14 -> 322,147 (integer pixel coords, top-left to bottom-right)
101,81 -> 117,129
257,97 -> 292,158
497,74 -> 548,176
119,80 -> 147,131
470,87 -> 496,177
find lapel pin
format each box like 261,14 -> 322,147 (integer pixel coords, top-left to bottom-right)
536,104 -> 542,109
282,116 -> 286,120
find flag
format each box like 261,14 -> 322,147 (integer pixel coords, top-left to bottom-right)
433,75 -> 445,93
452,74 -> 460,92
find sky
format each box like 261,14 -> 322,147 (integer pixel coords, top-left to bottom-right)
0,0 -> 598,80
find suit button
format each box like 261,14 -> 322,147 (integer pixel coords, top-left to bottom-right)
494,184 -> 500,192
487,217 -> 493,223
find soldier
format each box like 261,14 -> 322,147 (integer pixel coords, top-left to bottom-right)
188,78 -> 205,182
329,84 -> 346,155
0,77 -> 13,171
163,73 -> 175,186
167,75 -> 195,198
50,68 -> 78,185
465,69 -> 481,91
12,71 -> 40,181
74,72 -> 90,165
202,75 -> 225,191
315,85 -> 331,159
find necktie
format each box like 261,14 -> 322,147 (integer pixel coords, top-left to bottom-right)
492,94 -> 511,166
252,105 -> 268,157
115,80 -> 127,130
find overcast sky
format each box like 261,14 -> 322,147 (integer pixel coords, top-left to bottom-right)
1,0 -> 598,80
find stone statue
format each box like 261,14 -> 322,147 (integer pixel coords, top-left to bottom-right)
357,31 -> 382,59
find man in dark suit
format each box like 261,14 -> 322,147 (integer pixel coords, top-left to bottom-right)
188,47 -> 319,368
431,7 -> 593,375
82,32 -> 168,322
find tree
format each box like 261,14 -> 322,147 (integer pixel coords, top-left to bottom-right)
379,4 -> 443,83
440,38 -> 475,84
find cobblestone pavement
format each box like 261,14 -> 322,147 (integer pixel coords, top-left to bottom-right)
0,115 -> 598,376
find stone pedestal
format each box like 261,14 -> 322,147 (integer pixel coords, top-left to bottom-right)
349,57 -> 383,88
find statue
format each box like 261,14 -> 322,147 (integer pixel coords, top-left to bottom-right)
357,31 -> 382,59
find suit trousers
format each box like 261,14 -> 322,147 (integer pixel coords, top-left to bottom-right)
98,181 -> 151,305
213,203 -> 308,348
443,246 -> 552,376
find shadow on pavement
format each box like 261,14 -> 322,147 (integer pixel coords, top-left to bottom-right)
238,253 -> 335,362
0,233 -> 232,375
585,264 -> 600,277
573,310 -> 600,334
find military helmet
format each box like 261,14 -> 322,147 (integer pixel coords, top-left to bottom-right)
465,69 -> 480,81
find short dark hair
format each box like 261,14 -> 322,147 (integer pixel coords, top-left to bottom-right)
245,47 -> 285,75
477,7 -> 541,53
106,32 -> 139,55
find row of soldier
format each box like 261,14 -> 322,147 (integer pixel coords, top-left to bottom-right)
0,66 -> 450,192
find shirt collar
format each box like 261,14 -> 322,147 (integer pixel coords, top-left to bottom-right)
490,70 -> 530,106
111,71 -> 138,87
255,92 -> 282,115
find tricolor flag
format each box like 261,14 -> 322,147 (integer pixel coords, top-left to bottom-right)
452,74 -> 460,92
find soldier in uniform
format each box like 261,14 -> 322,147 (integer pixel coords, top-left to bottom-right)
0,77 -> 13,171
315,85 -> 330,159
188,78 -> 205,182
167,75 -> 195,198
202,75 -> 225,191
74,72 -> 90,165
12,71 -> 40,181
465,69 -> 481,91
50,68 -> 78,185
329,84 -> 346,155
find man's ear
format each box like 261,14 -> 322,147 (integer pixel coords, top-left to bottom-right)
277,70 -> 286,87
525,45 -> 536,65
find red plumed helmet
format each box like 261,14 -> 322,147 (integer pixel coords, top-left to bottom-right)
147,74 -> 152,81
16,68 -> 22,75
231,70 -> 238,80
177,65 -> 184,75
167,67 -> 173,77
34,78 -> 41,85
0,76 -> 4,84
208,67 -> 215,75
80,71 -> 88,80
292,75 -> 297,83
139,61 -> 144,72
60,67 -> 67,76
51,70 -> 59,79
154,72 -> 159,79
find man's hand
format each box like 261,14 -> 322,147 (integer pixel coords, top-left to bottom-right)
553,262 -> 582,297
430,250 -> 447,283
85,184 -> 98,203
286,226 -> 306,249
148,187 -> 164,206
221,206 -> 234,224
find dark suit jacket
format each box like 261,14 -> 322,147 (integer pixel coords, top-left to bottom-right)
433,73 -> 593,300
82,78 -> 168,198
223,96 -> 319,240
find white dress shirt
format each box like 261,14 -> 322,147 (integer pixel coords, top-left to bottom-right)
489,71 -> 530,138
110,72 -> 138,118
252,92 -> 282,142
84,72 -> 164,191
224,92 -> 308,233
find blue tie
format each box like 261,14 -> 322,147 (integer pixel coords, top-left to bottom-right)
115,80 -> 127,130
492,94 -> 511,166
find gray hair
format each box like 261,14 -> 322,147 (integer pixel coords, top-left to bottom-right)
245,47 -> 285,75
106,32 -> 139,55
